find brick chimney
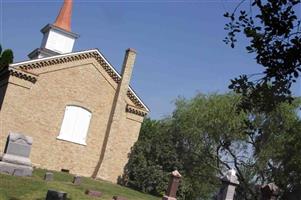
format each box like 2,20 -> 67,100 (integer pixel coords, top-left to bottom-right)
112,48 -> 137,122
92,48 -> 137,180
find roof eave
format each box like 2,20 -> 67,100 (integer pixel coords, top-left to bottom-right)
10,49 -> 150,112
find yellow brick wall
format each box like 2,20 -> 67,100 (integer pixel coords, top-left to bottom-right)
0,59 -> 145,182
97,112 -> 143,181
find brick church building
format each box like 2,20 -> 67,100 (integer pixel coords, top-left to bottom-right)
0,0 -> 149,182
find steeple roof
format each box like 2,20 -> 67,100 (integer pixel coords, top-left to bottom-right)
54,0 -> 73,32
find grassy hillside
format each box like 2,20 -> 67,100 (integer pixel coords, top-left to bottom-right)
0,168 -> 160,200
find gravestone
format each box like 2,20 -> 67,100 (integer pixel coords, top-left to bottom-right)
72,175 -> 81,185
113,196 -> 128,200
85,189 -> 102,198
0,133 -> 33,176
162,170 -> 182,200
216,169 -> 240,200
61,168 -> 69,173
44,172 -> 54,181
46,190 -> 67,200
261,183 -> 279,200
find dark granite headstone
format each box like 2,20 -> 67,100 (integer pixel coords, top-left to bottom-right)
46,190 -> 67,200
261,183 -> 279,200
61,169 -> 69,173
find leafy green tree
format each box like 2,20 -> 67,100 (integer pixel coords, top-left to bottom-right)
121,94 -> 248,199
0,44 -> 13,72
224,0 -> 301,113
251,99 -> 301,199
119,118 -> 172,196
232,98 -> 301,200
121,93 -> 301,200
223,1 -> 301,198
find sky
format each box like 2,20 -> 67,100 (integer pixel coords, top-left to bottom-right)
1,0 -> 300,119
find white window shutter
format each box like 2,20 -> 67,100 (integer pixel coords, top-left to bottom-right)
57,106 -> 92,145
72,107 -> 91,144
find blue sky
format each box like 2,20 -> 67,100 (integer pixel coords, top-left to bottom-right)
1,0 -> 300,119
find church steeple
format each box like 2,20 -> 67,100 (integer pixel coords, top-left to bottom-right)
54,0 -> 72,32
28,0 -> 79,60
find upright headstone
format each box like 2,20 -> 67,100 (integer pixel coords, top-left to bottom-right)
72,175 -> 81,185
162,170 -> 182,200
85,189 -> 102,198
44,172 -> 54,181
216,169 -> 240,200
113,196 -> 128,200
261,183 -> 279,200
46,190 -> 67,200
61,169 -> 69,173
0,133 -> 33,176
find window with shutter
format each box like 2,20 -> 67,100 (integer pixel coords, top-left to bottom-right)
57,105 -> 92,145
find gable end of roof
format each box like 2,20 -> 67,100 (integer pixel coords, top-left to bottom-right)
10,49 -> 149,112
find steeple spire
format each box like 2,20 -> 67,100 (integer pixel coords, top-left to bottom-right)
28,0 -> 79,60
54,0 -> 73,32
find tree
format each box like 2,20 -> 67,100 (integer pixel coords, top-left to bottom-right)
254,99 -> 301,199
119,118 -> 173,196
223,1 -> 301,198
224,0 -> 301,113
121,93 -> 301,200
0,44 -> 14,72
121,93 -> 248,199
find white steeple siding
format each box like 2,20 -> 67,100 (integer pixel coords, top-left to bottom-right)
41,24 -> 78,54
43,30 -> 74,54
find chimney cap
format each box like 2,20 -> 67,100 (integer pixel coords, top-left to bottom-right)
126,48 -> 137,54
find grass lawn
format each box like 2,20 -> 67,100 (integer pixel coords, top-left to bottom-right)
0,168 -> 160,200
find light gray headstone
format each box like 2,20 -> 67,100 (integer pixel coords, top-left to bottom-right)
4,133 -> 33,158
72,175 -> 81,185
216,169 -> 240,200
44,172 -> 54,181
0,160 -> 32,176
0,133 -> 33,176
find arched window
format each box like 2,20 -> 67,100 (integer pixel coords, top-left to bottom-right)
57,105 -> 92,145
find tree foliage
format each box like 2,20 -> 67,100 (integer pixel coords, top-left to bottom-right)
120,117 -> 220,200
121,93 -> 301,200
224,0 -> 301,112
222,1 -> 301,198
121,93 -> 247,199
0,44 -> 13,72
